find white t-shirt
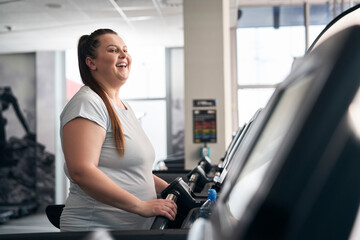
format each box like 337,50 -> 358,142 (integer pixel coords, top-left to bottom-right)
59,85 -> 157,231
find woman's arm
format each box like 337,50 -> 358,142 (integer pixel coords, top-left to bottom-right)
153,174 -> 170,194
63,117 -> 177,220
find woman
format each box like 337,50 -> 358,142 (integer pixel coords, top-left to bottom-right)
60,29 -> 177,231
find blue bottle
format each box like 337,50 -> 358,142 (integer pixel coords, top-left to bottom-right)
199,189 -> 217,219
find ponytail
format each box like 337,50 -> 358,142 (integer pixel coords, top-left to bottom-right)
78,29 -> 125,157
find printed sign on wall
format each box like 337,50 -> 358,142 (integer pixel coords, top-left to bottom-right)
193,109 -> 217,143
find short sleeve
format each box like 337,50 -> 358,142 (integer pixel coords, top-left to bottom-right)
60,88 -> 108,131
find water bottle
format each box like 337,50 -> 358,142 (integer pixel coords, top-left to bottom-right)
199,189 -> 217,219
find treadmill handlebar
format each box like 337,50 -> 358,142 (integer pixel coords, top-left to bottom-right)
166,192 -> 179,201
187,165 -> 213,192
151,177 -> 204,230
150,190 -> 180,230
188,174 -> 198,191
198,157 -> 212,173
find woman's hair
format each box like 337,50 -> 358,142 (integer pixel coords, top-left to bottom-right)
78,28 -> 125,156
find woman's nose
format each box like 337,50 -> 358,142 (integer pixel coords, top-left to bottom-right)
119,51 -> 126,58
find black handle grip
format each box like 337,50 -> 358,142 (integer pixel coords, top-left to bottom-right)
150,216 -> 169,230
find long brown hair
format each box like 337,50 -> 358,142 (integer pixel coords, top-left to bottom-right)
78,29 -> 125,156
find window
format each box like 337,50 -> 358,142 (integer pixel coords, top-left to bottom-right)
236,3 -> 357,126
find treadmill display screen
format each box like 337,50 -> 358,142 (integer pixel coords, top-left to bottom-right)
225,72 -> 314,222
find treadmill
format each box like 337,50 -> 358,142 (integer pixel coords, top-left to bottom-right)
188,25 -> 360,240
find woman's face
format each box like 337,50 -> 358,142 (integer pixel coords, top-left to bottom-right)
90,33 -> 132,87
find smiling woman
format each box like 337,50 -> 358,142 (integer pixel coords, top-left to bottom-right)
59,29 -> 177,231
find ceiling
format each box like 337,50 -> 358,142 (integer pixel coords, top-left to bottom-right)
0,0 -> 349,54
0,0 -> 185,53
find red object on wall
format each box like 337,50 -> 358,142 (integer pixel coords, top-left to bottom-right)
66,79 -> 83,100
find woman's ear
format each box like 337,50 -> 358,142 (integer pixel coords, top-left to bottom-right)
86,57 -> 97,70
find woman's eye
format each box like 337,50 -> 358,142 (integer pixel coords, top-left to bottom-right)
109,49 -> 118,53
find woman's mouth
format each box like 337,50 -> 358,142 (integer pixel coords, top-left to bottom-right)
116,63 -> 127,68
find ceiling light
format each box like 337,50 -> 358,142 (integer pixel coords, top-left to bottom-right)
45,3 -> 62,9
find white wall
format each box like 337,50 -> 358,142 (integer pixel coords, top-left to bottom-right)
183,0 -> 233,169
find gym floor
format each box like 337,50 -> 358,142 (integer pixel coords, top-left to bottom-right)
0,213 -> 59,235
1,211 -> 360,240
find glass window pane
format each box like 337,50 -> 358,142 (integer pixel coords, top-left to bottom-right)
169,48 -> 185,155
121,46 -> 166,99
126,100 -> 167,168
309,25 -> 326,47
65,49 -> 82,85
237,4 -> 346,28
238,88 -> 275,126
237,26 -> 305,85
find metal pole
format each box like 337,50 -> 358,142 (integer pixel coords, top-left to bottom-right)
304,2 -> 310,52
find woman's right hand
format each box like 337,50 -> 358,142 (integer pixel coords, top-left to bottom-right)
136,199 -> 178,221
